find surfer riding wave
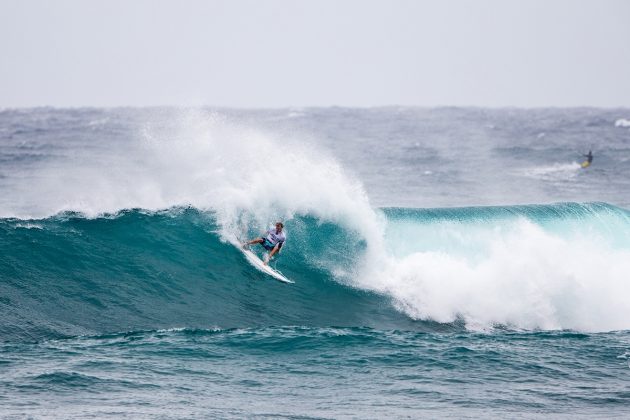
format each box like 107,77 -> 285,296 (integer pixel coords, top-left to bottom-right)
243,222 -> 286,265
581,150 -> 593,168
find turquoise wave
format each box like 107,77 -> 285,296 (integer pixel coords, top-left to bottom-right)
0,208 -> 423,342
1,202 -> 628,341
383,202 -> 630,258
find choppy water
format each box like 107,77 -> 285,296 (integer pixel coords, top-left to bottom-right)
1,107 -> 630,418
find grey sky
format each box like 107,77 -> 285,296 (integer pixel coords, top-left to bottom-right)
1,0 -> 629,108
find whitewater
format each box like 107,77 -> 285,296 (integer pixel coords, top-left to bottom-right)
1,107 -> 630,418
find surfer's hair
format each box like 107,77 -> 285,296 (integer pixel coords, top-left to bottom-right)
276,222 -> 284,228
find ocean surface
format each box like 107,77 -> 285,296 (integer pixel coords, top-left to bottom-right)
1,107 -> 630,418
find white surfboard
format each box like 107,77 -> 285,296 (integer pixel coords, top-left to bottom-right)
241,246 -> 293,284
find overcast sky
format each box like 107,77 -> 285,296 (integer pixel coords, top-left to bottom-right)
1,0 -> 629,108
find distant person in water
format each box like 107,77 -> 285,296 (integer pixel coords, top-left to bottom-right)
243,222 -> 286,265
581,150 -> 593,168
583,150 -> 593,164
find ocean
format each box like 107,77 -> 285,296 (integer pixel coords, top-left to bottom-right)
1,107 -> 629,418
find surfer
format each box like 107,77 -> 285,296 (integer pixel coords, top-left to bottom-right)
581,150 -> 593,168
242,222 -> 286,265
583,150 -> 593,164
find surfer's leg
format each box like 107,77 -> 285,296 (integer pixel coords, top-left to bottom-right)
268,245 -> 279,260
243,238 -> 264,248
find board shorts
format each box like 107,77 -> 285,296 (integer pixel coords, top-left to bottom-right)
260,238 -> 276,251
260,238 -> 284,251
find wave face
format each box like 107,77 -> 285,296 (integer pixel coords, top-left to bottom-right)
0,208 -> 405,342
2,202 -> 629,341
0,208 -> 426,342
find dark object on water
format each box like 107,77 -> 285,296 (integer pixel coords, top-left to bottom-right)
581,150 -> 593,168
